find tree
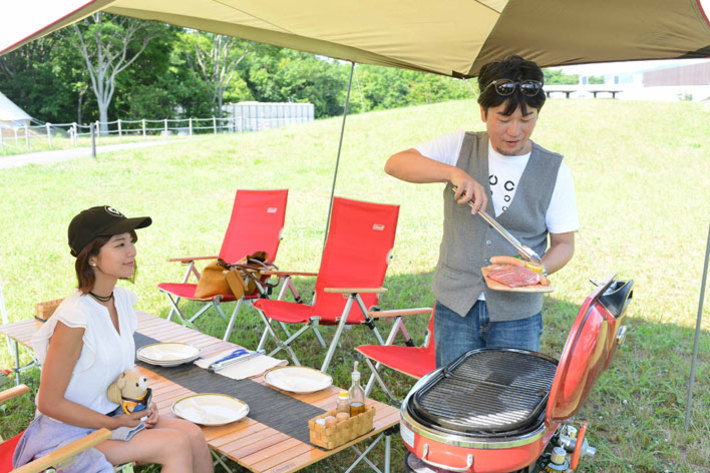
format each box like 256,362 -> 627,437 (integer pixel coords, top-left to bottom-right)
66,13 -> 165,131
180,31 -> 253,115
0,33 -> 79,123
244,48 -> 349,118
543,68 -> 579,85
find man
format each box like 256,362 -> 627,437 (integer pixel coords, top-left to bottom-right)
385,55 -> 579,367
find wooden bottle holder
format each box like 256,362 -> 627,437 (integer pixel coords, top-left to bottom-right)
308,404 -> 376,449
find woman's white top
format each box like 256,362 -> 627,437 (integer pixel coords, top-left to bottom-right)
32,287 -> 138,414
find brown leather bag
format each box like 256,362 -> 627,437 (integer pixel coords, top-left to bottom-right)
224,251 -> 274,299
194,251 -> 275,299
193,260 -> 231,298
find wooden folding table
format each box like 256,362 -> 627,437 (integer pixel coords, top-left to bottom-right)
0,311 -> 401,473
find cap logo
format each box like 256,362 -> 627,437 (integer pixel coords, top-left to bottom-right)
104,206 -> 125,218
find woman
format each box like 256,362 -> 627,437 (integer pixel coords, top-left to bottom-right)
13,205 -> 213,473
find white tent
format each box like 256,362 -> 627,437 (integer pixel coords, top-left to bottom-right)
0,90 -> 32,129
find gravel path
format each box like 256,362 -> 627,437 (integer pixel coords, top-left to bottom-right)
0,138 -> 201,170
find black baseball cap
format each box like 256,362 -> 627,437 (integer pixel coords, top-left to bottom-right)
68,205 -> 152,257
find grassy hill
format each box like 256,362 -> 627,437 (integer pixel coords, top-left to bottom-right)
1,98 -> 709,472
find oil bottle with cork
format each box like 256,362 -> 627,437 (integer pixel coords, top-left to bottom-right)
348,361 -> 366,416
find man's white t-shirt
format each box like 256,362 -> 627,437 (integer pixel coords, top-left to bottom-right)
415,130 -> 579,234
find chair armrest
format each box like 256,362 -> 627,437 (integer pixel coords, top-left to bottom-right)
166,255 -> 217,263
0,383 -> 29,403
260,270 -> 318,278
12,428 -> 112,473
367,307 -> 433,319
324,287 -> 387,294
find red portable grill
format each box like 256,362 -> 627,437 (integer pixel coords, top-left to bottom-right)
400,274 -> 633,473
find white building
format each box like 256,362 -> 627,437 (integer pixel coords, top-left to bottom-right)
222,102 -> 314,132
550,59 -> 710,101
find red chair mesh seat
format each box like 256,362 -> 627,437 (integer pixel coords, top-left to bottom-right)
0,431 -> 22,472
357,344 -> 436,379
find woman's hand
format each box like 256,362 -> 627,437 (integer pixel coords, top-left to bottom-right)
143,402 -> 159,428
110,410 -> 145,429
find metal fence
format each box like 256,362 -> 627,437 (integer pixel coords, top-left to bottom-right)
0,102 -> 315,155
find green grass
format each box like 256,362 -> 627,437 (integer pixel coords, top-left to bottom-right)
1,98 -> 709,472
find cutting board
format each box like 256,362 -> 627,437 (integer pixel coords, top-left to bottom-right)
481,265 -> 554,293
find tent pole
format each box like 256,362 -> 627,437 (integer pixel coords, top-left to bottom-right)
322,61 -> 355,255
685,223 -> 710,430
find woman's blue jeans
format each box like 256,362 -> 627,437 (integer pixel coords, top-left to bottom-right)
433,300 -> 543,368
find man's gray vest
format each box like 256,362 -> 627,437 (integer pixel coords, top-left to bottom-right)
431,131 -> 563,321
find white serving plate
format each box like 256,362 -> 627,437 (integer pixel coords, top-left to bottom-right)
264,366 -> 333,393
136,343 -> 200,367
171,394 -> 249,426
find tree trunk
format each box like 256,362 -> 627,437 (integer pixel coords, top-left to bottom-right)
68,14 -> 159,136
77,89 -> 85,125
98,101 -> 109,133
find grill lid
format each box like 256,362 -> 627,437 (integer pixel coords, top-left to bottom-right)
408,349 -> 558,434
546,275 -> 630,423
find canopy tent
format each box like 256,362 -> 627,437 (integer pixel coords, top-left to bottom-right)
1,0 -> 710,78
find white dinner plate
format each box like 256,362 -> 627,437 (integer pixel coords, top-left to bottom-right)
136,343 -> 200,367
172,394 -> 249,426
264,366 -> 333,393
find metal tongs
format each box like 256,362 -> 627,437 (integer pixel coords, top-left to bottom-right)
453,186 -> 543,265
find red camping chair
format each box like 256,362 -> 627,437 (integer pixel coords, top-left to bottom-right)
355,307 -> 436,405
158,189 -> 288,341
0,384 -> 114,473
253,197 -> 402,372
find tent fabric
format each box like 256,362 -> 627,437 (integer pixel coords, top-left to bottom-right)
2,0 -> 709,78
0,91 -> 32,123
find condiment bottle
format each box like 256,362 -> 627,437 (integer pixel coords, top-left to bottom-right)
349,361 -> 366,416
336,390 -> 350,416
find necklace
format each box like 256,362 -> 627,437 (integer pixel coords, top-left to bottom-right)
89,291 -> 114,303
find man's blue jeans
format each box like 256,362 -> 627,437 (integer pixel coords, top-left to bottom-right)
433,300 -> 543,368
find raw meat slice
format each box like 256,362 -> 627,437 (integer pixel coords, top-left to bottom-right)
486,264 -> 541,288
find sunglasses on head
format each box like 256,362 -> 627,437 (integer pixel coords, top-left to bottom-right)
484,79 -> 542,97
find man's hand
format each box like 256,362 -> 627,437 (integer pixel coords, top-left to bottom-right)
451,169 -> 488,215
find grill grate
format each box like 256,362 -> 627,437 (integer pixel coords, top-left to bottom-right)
410,350 -> 557,434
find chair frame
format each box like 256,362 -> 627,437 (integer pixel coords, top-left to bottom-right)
257,280 -> 423,373
0,277 -> 40,385
162,264 -> 282,341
